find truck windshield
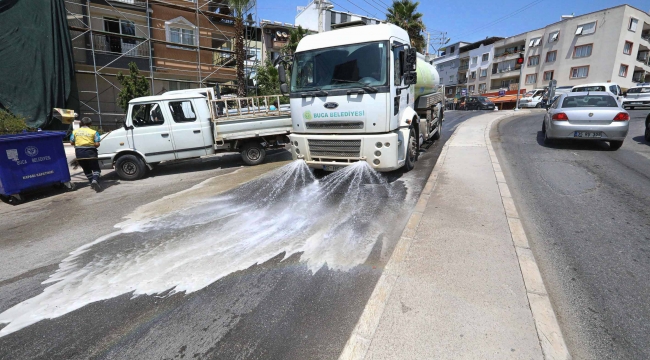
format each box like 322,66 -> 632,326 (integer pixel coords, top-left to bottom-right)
291,41 -> 388,92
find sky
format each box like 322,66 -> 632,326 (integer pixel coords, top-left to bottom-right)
256,0 -> 649,49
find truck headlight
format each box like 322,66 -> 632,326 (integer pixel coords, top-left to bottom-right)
374,151 -> 381,157
373,159 -> 380,165
375,142 -> 383,148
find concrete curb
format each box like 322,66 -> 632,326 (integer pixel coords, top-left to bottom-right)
485,113 -> 572,360
338,130 -> 459,360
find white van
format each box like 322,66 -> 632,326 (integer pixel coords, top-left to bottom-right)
518,88 -> 545,108
571,83 -> 623,103
622,85 -> 650,110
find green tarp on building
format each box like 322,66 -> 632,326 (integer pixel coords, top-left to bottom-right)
0,0 -> 78,129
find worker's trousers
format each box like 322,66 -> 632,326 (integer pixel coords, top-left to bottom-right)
75,147 -> 101,183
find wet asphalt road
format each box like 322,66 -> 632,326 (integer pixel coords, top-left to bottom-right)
0,111 -> 477,359
493,109 -> 650,359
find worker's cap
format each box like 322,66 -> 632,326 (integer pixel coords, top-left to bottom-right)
81,117 -> 92,126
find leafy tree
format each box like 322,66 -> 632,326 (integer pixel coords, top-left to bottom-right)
254,58 -> 279,96
116,62 -> 150,111
282,25 -> 308,56
229,0 -> 252,97
386,0 -> 426,53
0,109 -> 28,135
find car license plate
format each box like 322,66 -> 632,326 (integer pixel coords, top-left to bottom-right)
323,165 -> 343,171
574,131 -> 602,138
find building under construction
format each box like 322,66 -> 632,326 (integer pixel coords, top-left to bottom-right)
64,0 -> 260,128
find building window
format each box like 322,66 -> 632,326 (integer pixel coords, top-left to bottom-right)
447,87 -> 454,95
548,31 -> 559,42
168,81 -> 191,91
450,45 -> 455,53
528,55 -> 540,66
469,85 -> 475,93
330,11 -> 336,25
619,64 -> 628,77
525,74 -> 537,84
528,37 -> 541,47
340,13 -> 349,23
471,56 -> 477,65
450,75 -> 455,82
478,83 -> 486,93
480,68 -> 487,77
573,44 -> 592,58
482,53 -> 489,62
546,51 -> 557,62
543,71 -> 554,81
629,18 -> 638,32
575,21 -> 596,35
165,16 -> 197,47
470,71 -> 476,79
570,66 -> 589,79
623,41 -> 633,55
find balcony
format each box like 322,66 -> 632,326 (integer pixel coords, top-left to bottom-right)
637,51 -> 650,67
642,31 -> 650,43
458,78 -> 468,85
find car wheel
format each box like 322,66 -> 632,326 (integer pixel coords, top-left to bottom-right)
543,129 -> 553,145
404,128 -> 417,172
645,120 -> 650,142
432,114 -> 442,140
542,120 -> 546,134
535,103 -> 542,108
609,140 -> 624,151
115,154 -> 147,181
241,141 -> 266,166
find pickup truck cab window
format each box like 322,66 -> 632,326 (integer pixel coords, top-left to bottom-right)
132,103 -> 164,127
168,101 -> 197,123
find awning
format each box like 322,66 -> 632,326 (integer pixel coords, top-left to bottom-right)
487,94 -> 520,103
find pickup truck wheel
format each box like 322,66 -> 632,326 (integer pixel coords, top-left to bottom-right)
404,129 -> 417,172
241,142 -> 266,166
115,154 -> 147,181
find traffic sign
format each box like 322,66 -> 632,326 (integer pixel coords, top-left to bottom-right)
499,89 -> 506,96
461,88 -> 467,96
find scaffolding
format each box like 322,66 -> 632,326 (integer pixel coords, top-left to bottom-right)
64,0 -> 260,128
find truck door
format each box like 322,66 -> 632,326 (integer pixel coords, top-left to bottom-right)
165,99 -> 209,159
129,102 -> 175,163
391,40 -> 408,128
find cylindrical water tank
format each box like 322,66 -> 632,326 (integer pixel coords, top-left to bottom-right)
414,58 -> 440,97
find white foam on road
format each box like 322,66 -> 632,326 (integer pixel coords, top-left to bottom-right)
0,161 -> 406,337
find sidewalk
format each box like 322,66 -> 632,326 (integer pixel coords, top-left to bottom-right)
341,111 -> 570,359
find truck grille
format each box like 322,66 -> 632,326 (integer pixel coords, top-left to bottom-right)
308,139 -> 361,157
305,121 -> 364,130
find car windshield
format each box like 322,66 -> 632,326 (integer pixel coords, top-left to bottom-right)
627,87 -> 650,94
562,95 -> 618,108
573,85 -> 606,92
291,41 -> 388,92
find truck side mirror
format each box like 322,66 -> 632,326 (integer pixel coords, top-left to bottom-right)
403,48 -> 417,73
404,72 -> 417,86
277,65 -> 287,84
280,83 -> 289,95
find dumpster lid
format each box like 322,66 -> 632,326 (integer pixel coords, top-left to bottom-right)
0,131 -> 67,143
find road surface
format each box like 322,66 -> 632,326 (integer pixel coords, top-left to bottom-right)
0,110 -> 478,359
494,109 -> 650,359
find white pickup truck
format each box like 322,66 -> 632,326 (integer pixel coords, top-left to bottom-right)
97,89 -> 291,180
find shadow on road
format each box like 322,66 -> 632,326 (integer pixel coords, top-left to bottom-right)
632,135 -> 649,146
536,131 -> 611,151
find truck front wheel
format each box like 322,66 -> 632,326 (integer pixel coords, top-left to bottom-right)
115,154 -> 147,181
241,142 -> 266,166
405,128 -> 417,172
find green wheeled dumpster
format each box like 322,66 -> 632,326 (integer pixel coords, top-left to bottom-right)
0,132 -> 75,205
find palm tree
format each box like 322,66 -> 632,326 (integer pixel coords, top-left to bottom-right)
386,0 -> 426,53
228,0 -> 251,97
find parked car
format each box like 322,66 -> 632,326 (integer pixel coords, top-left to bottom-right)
464,96 -> 495,110
518,89 -> 545,108
571,82 -> 623,103
542,92 -> 629,150
622,85 -> 650,110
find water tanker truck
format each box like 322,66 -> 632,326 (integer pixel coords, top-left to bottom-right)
278,23 -> 445,172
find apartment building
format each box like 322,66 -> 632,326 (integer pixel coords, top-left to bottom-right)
460,37 -> 503,95
295,0 -> 382,32
491,33 -> 527,92
64,0 -> 253,127
432,41 -> 470,98
518,5 -> 650,90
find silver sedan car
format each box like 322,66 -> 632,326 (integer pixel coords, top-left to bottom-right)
542,92 -> 630,150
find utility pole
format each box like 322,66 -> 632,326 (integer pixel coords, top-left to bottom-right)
316,0 -> 333,33
514,53 -> 525,111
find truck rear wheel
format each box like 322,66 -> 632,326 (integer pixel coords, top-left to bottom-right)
241,142 -> 266,166
115,154 -> 147,181
432,108 -> 442,140
405,128 -> 417,172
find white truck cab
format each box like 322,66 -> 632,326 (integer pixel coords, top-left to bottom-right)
572,82 -> 623,103
98,91 -> 292,180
